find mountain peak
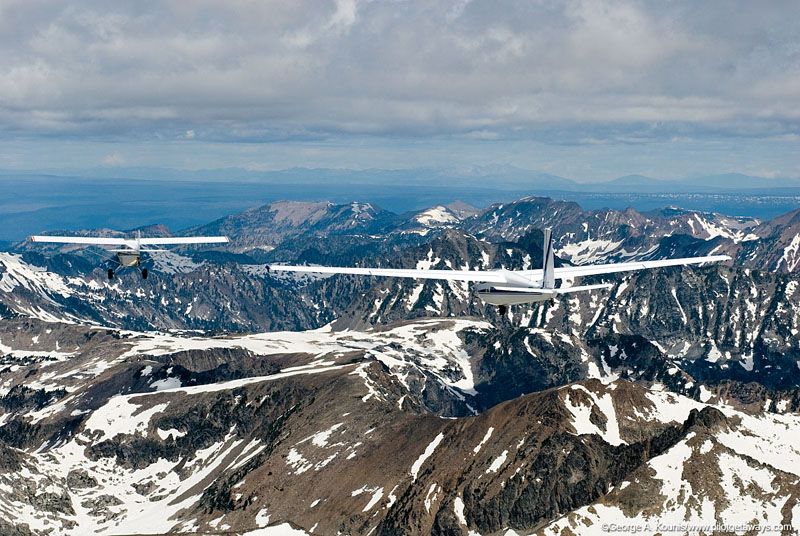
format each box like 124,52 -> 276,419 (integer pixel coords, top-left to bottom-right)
130,223 -> 172,237
446,201 -> 480,219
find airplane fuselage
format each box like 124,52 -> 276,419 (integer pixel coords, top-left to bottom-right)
116,251 -> 140,267
476,283 -> 555,305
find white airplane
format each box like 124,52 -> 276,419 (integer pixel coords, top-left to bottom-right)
269,229 -> 730,315
29,231 -> 229,280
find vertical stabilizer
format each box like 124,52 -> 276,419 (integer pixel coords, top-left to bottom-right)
542,228 -> 554,289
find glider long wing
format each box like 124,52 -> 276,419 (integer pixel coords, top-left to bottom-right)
269,255 -> 730,284
268,265 -> 509,283
138,237 -> 229,245
547,255 -> 731,280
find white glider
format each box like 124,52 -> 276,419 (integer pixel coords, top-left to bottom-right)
30,231 -> 229,280
270,229 -> 730,314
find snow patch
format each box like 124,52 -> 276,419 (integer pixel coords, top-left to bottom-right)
411,432 -> 444,480
362,487 -> 384,512
473,427 -> 494,454
415,206 -> 458,226
151,377 -> 182,391
454,496 -> 467,525
564,385 -> 625,445
486,450 -> 508,474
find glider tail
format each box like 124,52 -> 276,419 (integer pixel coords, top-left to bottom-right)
542,228 -> 555,289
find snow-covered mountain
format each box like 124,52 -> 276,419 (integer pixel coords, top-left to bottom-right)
3,194 -> 800,534
461,197 -> 800,275
16,195 -> 800,274
185,200 -> 399,251
0,318 -> 797,535
3,227 -> 800,394
463,198 -> 760,265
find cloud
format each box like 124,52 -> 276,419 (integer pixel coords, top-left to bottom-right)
0,0 -> 797,147
101,153 -> 125,165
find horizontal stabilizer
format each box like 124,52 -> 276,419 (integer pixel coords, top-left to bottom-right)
477,282 -> 611,305
480,283 -> 611,296
109,248 -> 168,253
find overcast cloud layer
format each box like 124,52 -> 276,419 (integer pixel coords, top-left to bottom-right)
0,0 -> 798,179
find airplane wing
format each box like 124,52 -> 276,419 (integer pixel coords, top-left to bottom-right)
271,255 -> 730,285
30,235 -> 229,249
30,236 -> 129,246
138,237 -> 229,245
271,231 -> 730,310
268,265 -> 510,283
549,255 -> 731,279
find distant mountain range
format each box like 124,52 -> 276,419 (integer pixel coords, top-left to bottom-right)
3,169 -> 800,241
4,165 -> 800,193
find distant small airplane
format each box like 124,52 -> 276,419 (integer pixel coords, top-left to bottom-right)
270,229 -> 730,315
29,231 -> 229,279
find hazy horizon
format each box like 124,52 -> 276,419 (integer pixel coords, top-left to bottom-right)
1,164 -> 798,185
2,172 -> 799,242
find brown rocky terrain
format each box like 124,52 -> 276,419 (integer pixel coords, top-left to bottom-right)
0,317 -> 798,535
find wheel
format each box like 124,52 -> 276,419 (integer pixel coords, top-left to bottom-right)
142,268 -> 148,280
498,305 -> 507,316
108,269 -> 114,280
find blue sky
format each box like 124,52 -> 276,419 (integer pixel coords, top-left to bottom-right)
1,0 -> 798,182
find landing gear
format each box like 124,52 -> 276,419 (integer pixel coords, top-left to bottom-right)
498,305 -> 507,316
108,269 -> 114,280
141,268 -> 148,280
